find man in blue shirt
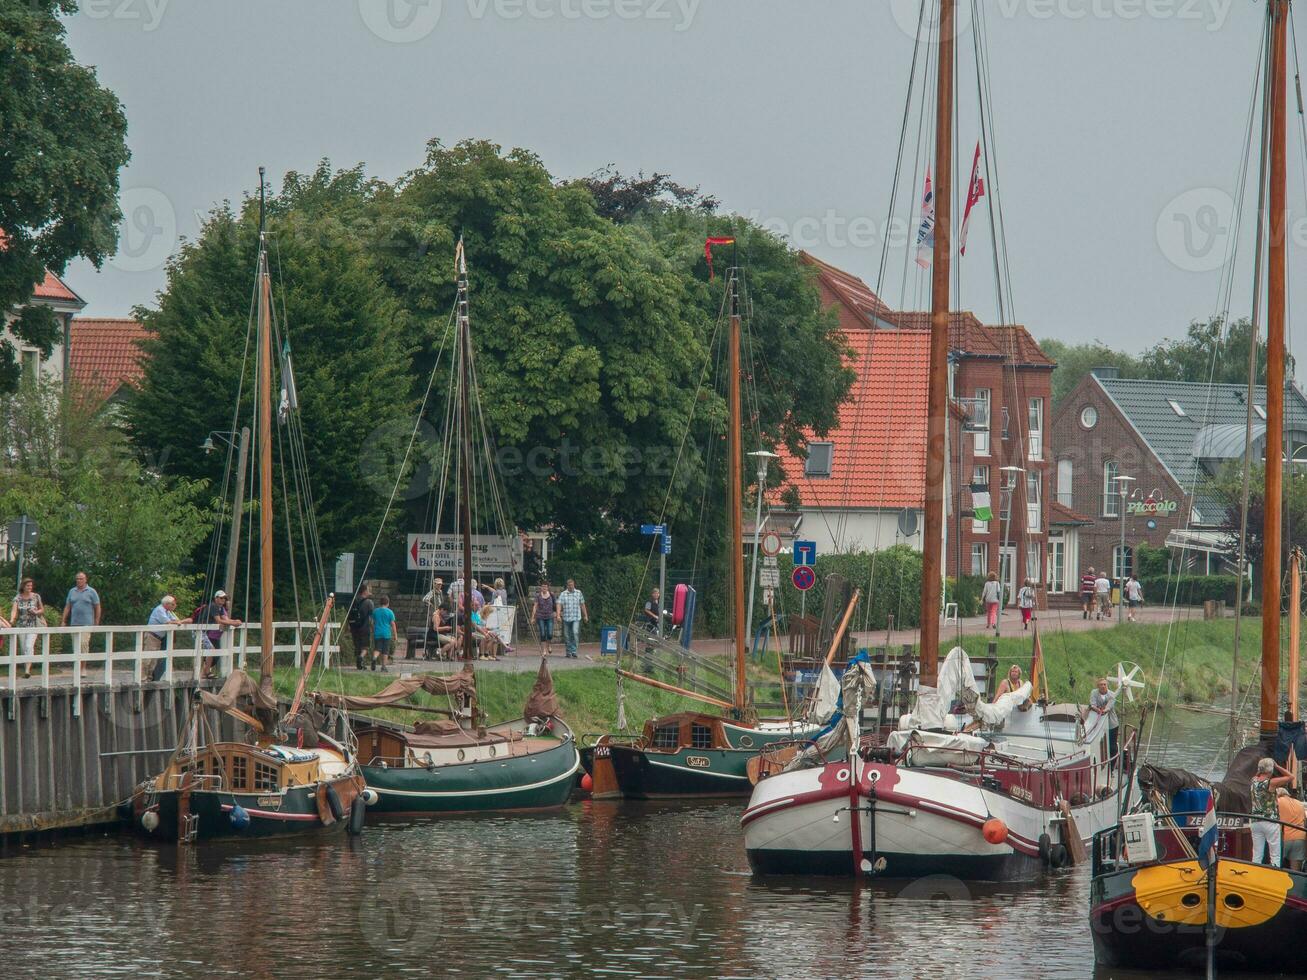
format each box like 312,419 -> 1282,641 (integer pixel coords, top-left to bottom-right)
371,594 -> 397,673
61,571 -> 101,657
145,595 -> 191,681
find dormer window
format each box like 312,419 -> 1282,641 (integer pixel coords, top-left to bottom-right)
1255,405 -> 1268,420
804,442 -> 834,478
1167,399 -> 1187,417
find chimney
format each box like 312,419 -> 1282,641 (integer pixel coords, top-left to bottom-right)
1091,366 -> 1121,380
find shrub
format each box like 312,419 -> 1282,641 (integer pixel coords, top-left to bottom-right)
1138,574 -> 1239,607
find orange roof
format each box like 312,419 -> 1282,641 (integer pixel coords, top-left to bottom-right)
894,311 -> 1053,367
0,230 -> 85,307
800,251 -> 897,332
775,328 -> 929,510
69,318 -> 151,405
1050,501 -> 1093,525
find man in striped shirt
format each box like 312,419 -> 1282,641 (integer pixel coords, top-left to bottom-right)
557,579 -> 588,659
1080,567 -> 1097,620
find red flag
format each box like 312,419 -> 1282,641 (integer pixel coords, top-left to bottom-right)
960,141 -> 986,256
704,236 -> 735,280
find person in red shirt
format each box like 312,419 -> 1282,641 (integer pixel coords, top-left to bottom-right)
1080,567 -> 1097,620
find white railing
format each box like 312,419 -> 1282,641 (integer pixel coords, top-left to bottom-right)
0,621 -> 337,694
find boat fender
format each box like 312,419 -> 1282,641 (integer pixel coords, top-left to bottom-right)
1038,833 -> 1051,861
981,818 -> 1008,845
230,804 -> 251,830
325,783 -> 345,823
141,810 -> 160,833
362,788 -> 379,806
580,773 -> 594,793
1048,843 -> 1069,868
348,795 -> 366,836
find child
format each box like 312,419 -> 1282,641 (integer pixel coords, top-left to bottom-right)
1017,578 -> 1036,630
371,595 -> 396,672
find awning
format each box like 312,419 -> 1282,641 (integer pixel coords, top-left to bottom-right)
1165,528 -> 1231,555
1191,423 -> 1265,460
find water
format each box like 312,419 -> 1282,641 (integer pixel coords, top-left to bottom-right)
0,708 -> 1256,979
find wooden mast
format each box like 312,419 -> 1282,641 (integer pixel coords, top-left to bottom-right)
1262,0 -> 1288,737
729,270 -> 748,715
256,167 -> 275,702
456,240 -> 476,667
1291,547 -> 1302,721
920,0 -> 954,687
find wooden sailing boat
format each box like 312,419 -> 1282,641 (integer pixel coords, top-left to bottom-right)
1090,4 -> 1307,970
130,170 -> 366,842
315,241 -> 579,815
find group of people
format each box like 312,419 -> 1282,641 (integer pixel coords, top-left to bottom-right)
1079,568 -> 1145,622
1250,756 -> 1307,869
531,579 -> 588,658
979,574 -> 1040,632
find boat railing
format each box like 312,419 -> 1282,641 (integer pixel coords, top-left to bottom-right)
0,620 -> 337,698
578,732 -> 643,749
1091,809 -> 1300,876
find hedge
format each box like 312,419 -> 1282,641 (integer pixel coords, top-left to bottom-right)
1138,574 -> 1240,607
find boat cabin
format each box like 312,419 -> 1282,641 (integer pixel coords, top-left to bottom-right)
155,742 -> 326,794
641,713 -> 742,752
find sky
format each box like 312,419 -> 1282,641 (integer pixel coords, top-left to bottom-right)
57,0 -> 1300,355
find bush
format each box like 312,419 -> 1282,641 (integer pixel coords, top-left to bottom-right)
950,574 -> 986,618
1135,544 -> 1172,579
1138,574 -> 1239,607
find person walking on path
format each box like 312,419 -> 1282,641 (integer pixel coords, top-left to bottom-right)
9,578 -> 44,679
1080,567 -> 1097,620
558,579 -> 588,659
1125,575 -> 1144,622
1017,579 -> 1036,631
1251,758 -> 1296,866
533,583 -> 557,657
981,572 -> 1002,632
1094,570 -> 1112,621
145,595 -> 191,681
371,594 -> 396,672
61,572 -> 101,658
348,584 -> 375,670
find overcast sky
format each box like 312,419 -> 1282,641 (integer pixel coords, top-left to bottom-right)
59,0 -> 1299,355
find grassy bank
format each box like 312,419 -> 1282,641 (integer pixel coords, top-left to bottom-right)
280,617 -> 1277,733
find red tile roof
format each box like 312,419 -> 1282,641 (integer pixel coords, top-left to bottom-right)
32,270 -> 82,304
69,318 -> 151,405
1050,501 -> 1094,525
775,328 -> 929,510
800,251 -> 897,332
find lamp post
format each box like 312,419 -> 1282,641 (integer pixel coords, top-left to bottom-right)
204,427 -> 251,601
745,450 -> 780,644
1115,475 -> 1136,625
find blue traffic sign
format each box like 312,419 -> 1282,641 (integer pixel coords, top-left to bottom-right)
661,535 -> 672,555
792,565 -> 816,591
794,539 -> 817,567
640,523 -> 667,536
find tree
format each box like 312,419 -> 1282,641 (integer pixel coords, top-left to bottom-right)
1211,460 -> 1307,598
568,166 -> 718,224
1139,317 -> 1271,388
124,167 -> 416,572
0,0 -> 130,391
1041,339 -> 1141,408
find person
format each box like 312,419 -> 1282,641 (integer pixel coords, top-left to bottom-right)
427,605 -> 457,660
9,578 -> 44,680
1081,566 -> 1097,620
1251,758 -> 1295,866
470,606 -> 506,661
194,590 -> 242,679
558,578 -> 588,659
981,572 -> 1002,631
61,571 -> 101,658
348,584 -> 375,670
1017,578 -> 1036,630
371,595 -> 396,672
422,577 -> 446,612
492,578 -> 508,606
643,588 -> 663,632
533,582 -> 557,657
1277,787 -> 1307,871
994,664 -> 1022,699
448,576 -> 484,614
145,595 -> 191,681
1125,574 -> 1144,623
1089,677 -> 1119,761
1094,570 -> 1112,620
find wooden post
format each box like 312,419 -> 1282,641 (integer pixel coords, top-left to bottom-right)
1291,547 -> 1301,720
457,241 -> 476,667
920,0 -> 954,687
729,274 -> 748,714
257,244 -> 275,696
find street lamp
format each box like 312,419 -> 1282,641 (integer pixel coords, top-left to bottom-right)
745,450 -> 781,644
1115,475 -> 1136,624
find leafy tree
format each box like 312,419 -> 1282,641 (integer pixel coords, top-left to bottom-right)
1041,338 -> 1140,407
1211,461 -> 1307,599
1139,317 -> 1271,388
568,166 -> 718,224
123,168 -> 416,578
0,0 -> 130,391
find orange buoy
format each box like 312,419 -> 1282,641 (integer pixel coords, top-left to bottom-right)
580,773 -> 594,792
982,817 -> 1008,845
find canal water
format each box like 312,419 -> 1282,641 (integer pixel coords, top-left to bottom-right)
0,707 -> 1263,979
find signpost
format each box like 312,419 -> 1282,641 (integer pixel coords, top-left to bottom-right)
407,533 -> 523,573
641,522 -> 669,637
792,539 -> 817,617
792,565 -> 816,591
760,531 -> 782,557
7,515 -> 38,592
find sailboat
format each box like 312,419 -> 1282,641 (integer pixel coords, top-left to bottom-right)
740,0 -> 1131,878
598,265 -> 829,800
1089,3 -> 1307,970
315,241 -> 580,816
129,171 -> 367,842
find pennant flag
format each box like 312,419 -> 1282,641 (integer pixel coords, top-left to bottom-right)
960,141 -> 986,256
1029,623 -> 1045,704
970,483 -> 993,522
914,170 -> 935,269
704,236 -> 736,280
1197,792 -> 1219,870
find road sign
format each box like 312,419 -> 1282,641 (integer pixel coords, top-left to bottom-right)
794,539 -> 817,567
762,554 -> 778,568
7,515 -> 38,548
759,567 -> 780,587
792,565 -> 816,591
762,586 -> 775,605
760,530 -> 782,557
661,535 -> 672,555
640,523 -> 667,536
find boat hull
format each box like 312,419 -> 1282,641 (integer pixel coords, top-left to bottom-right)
1091,859 -> 1307,973
606,743 -> 759,799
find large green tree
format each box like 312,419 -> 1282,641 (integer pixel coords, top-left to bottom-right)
0,0 -> 130,391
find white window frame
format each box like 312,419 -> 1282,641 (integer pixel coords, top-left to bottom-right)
1056,457 -> 1073,508
1026,471 -> 1041,532
804,441 -> 834,478
1026,542 -> 1041,582
970,542 -> 989,577
1103,460 -> 1120,518
1113,544 -> 1134,582
972,464 -> 990,533
1028,397 -> 1044,461
20,348 -> 39,382
972,389 -> 991,456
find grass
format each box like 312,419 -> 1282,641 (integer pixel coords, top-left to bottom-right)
276,616 -> 1285,734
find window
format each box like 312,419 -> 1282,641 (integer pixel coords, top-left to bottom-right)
1026,472 -> 1041,532
20,349 -> 38,382
231,755 -> 248,790
1026,542 -> 1041,582
1103,461 -> 1120,517
1028,398 -> 1044,460
973,389 -> 991,455
1113,545 -> 1134,582
653,725 -> 680,750
254,761 -> 279,793
1080,405 -> 1098,429
1000,467 -> 1017,521
1048,533 -> 1066,593
1167,399 -> 1187,418
1002,406 -> 1011,440
1056,458 -> 1074,507
970,543 -> 989,577
972,464 -> 990,532
691,724 -> 714,749
804,441 -> 833,478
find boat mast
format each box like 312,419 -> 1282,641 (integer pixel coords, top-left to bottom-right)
920,0 -> 954,687
256,167 -> 275,701
1262,0 -> 1288,738
728,269 -> 748,715
456,240 -> 476,666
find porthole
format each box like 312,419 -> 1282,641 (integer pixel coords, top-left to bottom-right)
1223,893 -> 1245,911
836,768 -> 850,781
489,745 -> 497,758
423,752 -> 433,766
740,736 -> 754,748
457,749 -> 466,762
1180,893 -> 1201,908
1080,405 -> 1098,429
